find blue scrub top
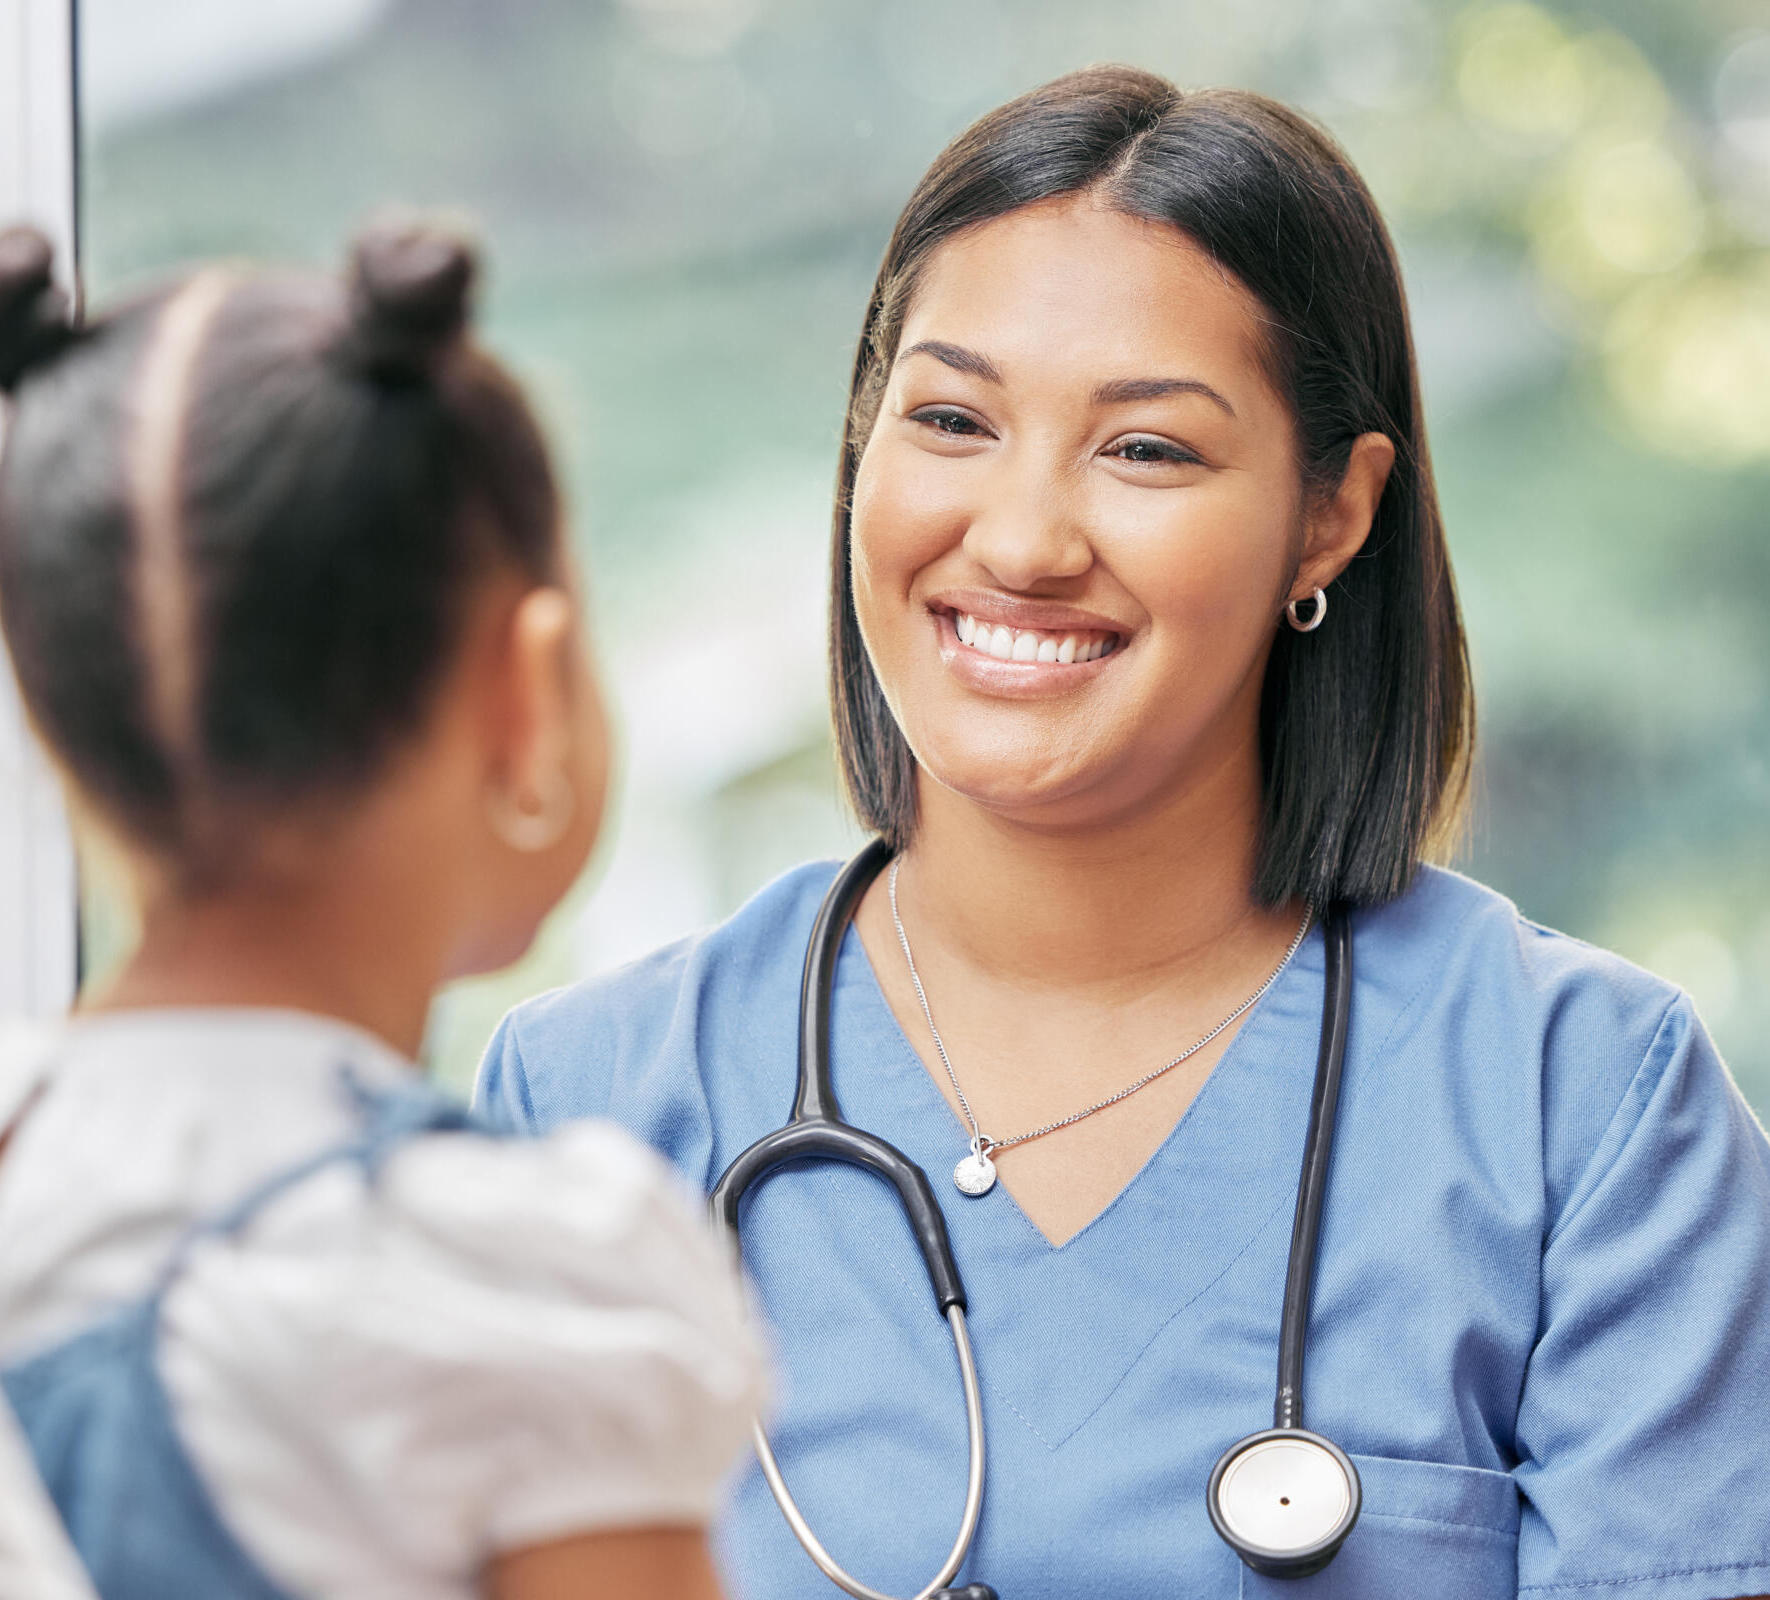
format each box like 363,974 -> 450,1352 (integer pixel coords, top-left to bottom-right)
476,863 -> 1770,1600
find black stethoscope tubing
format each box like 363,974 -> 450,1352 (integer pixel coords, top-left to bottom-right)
712,841 -> 965,1314
1206,899 -> 1361,1578
711,841 -> 1358,1597
1282,891 -> 1352,1434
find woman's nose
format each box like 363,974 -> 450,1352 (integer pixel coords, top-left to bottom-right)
959,453 -> 1093,591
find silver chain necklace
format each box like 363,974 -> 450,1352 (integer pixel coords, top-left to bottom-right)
888,857 -> 1312,1197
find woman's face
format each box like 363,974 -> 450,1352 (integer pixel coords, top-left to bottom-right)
850,194 -> 1327,834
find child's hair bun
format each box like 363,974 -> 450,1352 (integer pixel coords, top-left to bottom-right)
343,217 -> 479,383
0,226 -> 75,393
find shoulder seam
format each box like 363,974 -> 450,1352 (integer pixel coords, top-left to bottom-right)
1354,882 -> 1493,1068
1541,991 -> 1689,1252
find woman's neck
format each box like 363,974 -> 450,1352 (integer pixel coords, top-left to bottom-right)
868,745 -> 1309,1247
897,749 -> 1290,1001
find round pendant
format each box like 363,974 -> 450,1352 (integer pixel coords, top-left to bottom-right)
953,1149 -> 998,1196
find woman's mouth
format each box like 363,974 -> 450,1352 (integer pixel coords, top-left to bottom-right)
933,606 -> 1126,699
952,611 -> 1119,664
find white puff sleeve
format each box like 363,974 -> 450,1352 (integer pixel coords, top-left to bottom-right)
158,1120 -> 768,1599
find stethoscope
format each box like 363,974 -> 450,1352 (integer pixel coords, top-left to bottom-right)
712,840 -> 1359,1599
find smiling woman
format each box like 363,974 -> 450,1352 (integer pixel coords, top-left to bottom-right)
478,66 -> 1770,1600
834,102 -> 1462,916
844,195 -> 1413,907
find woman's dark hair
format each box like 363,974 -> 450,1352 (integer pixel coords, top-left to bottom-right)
0,218 -> 562,887
831,66 -> 1473,908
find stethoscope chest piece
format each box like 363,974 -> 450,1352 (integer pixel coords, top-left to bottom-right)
1208,1428 -> 1361,1578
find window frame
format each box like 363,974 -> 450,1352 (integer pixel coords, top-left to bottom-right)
0,0 -> 79,1018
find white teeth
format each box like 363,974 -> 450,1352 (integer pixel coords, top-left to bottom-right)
954,613 -> 1115,665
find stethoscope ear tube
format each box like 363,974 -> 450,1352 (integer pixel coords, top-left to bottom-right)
711,843 -> 988,1600
710,838 -> 966,1314
794,839 -> 894,1126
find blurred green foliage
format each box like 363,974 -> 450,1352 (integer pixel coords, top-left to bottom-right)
78,0 -> 1770,1112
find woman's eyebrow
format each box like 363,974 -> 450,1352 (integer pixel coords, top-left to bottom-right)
1092,375 -> 1236,416
897,342 -> 1236,419
898,339 -> 1004,383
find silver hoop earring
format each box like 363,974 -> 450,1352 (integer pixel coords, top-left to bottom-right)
488,770 -> 576,854
1285,588 -> 1328,633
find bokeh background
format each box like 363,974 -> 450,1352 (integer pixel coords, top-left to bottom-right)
75,0 -> 1770,1115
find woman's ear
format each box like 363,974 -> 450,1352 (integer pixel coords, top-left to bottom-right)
1289,432 -> 1395,605
484,586 -> 582,855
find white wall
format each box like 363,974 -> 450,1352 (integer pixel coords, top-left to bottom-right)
0,0 -> 78,1017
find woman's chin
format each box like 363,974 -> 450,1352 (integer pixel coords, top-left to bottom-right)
917,748 -> 1120,826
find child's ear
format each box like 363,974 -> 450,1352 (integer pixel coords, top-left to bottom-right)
483,587 -> 579,855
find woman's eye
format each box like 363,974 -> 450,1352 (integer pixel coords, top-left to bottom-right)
910,407 -> 986,437
1108,436 -> 1198,465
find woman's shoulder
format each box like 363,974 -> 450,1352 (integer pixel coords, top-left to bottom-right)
475,857 -> 842,1138
525,855 -> 838,1018
1364,862 -> 1684,1031
1360,864 -> 1741,1220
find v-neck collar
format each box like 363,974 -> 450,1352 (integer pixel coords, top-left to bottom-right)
826,917 -> 1328,1448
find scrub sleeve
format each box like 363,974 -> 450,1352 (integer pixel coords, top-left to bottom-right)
1514,994 -> 1770,1598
